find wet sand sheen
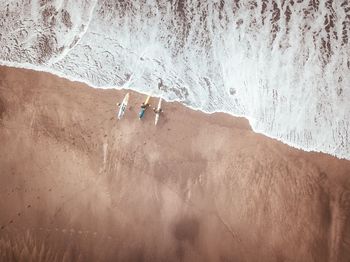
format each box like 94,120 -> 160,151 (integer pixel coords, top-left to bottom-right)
0,66 -> 350,261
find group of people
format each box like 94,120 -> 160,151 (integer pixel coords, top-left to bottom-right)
140,101 -> 162,114
117,79 -> 164,123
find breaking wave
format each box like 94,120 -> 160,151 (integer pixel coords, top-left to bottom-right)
1,0 -> 349,159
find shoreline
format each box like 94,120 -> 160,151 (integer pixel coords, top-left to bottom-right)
1,66 -> 350,261
0,62 -> 346,160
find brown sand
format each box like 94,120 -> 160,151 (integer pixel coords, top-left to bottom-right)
0,66 -> 349,262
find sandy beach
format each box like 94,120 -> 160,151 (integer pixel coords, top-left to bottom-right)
0,66 -> 350,261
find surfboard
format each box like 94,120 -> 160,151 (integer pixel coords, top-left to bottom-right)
155,97 -> 162,125
139,95 -> 151,119
117,93 -> 129,119
144,95 -> 151,105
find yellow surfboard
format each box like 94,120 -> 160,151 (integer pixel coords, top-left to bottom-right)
139,95 -> 151,119
144,95 -> 151,105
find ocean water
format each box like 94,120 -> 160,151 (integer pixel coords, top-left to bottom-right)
0,0 -> 349,159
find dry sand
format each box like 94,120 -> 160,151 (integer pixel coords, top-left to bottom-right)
0,66 -> 350,262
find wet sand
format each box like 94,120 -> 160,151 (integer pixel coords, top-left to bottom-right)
0,66 -> 350,261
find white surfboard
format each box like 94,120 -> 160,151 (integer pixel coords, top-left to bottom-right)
155,97 -> 162,125
117,93 -> 129,119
